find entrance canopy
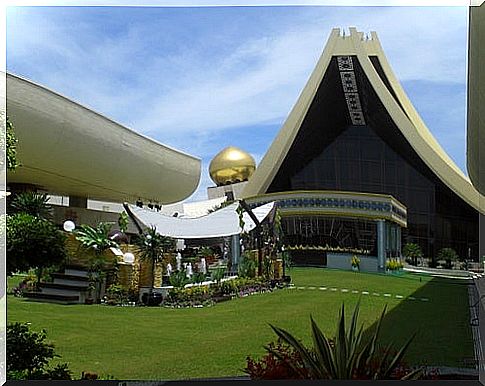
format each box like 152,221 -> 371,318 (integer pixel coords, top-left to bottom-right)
126,201 -> 275,239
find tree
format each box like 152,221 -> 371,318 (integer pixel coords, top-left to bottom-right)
437,247 -> 459,269
75,222 -> 119,302
135,226 -> 175,303
75,222 -> 118,253
402,243 -> 423,266
7,322 -> 71,380
7,213 -> 67,282
6,116 -> 18,171
9,191 -> 52,219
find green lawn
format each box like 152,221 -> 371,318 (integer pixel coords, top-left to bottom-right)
7,268 -> 474,380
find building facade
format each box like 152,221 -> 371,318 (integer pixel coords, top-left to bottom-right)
242,28 -> 483,264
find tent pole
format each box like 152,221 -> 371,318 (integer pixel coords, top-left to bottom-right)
122,202 -> 144,234
239,200 -> 263,277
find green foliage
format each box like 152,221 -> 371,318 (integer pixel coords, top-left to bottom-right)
10,191 -> 52,219
281,250 -> 292,272
75,222 -> 118,253
6,116 -> 18,171
197,246 -> 214,258
166,285 -> 213,307
6,213 -> 67,278
238,252 -> 257,278
118,211 -> 129,233
266,301 -> 422,380
7,322 -> 72,380
169,270 -> 190,288
135,227 -> 175,264
402,243 -> 423,266
191,271 -> 207,284
211,267 -> 226,283
438,248 -> 459,269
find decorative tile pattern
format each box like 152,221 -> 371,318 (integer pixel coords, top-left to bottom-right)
337,56 -> 354,71
337,56 -> 365,125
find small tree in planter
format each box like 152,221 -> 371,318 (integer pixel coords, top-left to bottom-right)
437,248 -> 459,269
75,222 -> 119,303
351,255 -> 360,271
402,243 -> 423,266
135,226 -> 176,306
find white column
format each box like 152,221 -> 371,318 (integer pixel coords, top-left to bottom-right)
377,219 -> 386,271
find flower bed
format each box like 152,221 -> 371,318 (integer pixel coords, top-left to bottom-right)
161,277 -> 288,308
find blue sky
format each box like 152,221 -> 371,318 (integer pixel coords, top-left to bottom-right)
6,6 -> 469,202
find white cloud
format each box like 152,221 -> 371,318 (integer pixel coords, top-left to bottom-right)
7,6 -> 469,202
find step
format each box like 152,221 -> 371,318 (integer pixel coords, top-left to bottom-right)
24,292 -> 80,304
52,273 -> 90,286
64,268 -> 89,278
39,282 -> 89,292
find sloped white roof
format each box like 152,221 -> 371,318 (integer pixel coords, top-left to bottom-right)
127,201 -> 275,238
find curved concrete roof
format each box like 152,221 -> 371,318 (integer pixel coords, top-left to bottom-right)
6,73 -> 201,204
242,28 -> 484,214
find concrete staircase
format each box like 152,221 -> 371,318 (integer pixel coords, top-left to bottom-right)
24,266 -> 91,304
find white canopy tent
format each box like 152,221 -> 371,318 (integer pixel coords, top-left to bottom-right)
126,201 -> 275,239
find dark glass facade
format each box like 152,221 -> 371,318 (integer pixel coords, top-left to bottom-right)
282,216 -> 378,255
267,56 -> 479,259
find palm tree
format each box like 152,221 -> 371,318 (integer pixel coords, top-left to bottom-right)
10,191 -> 52,219
402,243 -> 423,266
75,222 -> 119,302
135,226 -> 175,304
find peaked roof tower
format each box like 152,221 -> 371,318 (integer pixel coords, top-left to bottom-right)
242,28 -> 482,213
241,27 -> 481,259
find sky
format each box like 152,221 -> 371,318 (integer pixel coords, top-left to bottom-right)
6,6 -> 469,202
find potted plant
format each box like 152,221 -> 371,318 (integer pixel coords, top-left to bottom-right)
74,222 -> 119,303
351,255 -> 360,271
135,226 -> 176,306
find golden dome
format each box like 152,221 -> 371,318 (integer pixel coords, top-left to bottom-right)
209,146 -> 256,186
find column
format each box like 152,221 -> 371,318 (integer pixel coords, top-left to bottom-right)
396,226 -> 402,257
231,234 -> 240,273
377,219 -> 386,271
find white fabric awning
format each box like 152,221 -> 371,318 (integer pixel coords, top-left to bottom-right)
127,201 -> 275,239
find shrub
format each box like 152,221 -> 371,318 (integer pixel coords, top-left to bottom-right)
7,322 -> 71,380
211,267 -> 226,283
238,253 -> 257,278
7,213 -> 67,280
165,285 -> 213,307
170,270 -> 190,288
191,271 -> 207,284
437,248 -> 459,269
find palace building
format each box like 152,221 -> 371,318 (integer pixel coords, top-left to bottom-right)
238,28 -> 483,268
